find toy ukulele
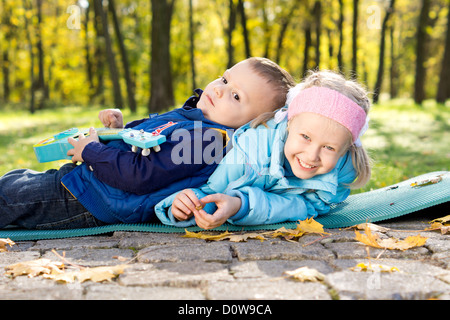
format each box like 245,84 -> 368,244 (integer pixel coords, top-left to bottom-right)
33,127 -> 166,163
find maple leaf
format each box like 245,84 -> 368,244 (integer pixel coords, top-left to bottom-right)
354,224 -> 427,250
426,222 -> 450,235
350,262 -> 400,273
5,259 -> 64,278
298,218 -> 330,235
284,267 -> 325,282
430,214 -> 450,224
182,229 -> 233,241
182,230 -> 266,242
45,265 -> 128,283
0,238 -> 15,252
354,223 -> 390,233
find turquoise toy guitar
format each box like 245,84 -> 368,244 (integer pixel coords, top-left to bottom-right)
33,127 -> 166,163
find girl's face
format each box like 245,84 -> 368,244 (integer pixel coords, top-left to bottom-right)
284,113 -> 352,180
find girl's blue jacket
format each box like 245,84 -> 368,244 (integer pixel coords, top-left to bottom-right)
61,91 -> 233,224
155,117 -> 357,227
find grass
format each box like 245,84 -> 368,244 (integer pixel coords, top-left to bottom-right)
0,99 -> 448,194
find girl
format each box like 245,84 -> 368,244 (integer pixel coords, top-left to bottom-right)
155,70 -> 372,229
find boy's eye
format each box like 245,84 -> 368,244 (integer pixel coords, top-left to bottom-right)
301,134 -> 310,141
232,92 -> 240,101
221,77 -> 228,84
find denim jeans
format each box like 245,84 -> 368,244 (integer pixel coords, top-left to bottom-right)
0,163 -> 106,229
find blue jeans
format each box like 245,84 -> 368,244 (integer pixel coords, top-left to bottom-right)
0,163 -> 106,229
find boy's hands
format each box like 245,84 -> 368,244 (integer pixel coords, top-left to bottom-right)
172,189 -> 203,221
193,193 -> 241,230
98,108 -> 124,128
67,128 -> 99,163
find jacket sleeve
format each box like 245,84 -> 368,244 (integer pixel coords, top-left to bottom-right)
224,187 -> 321,226
81,128 -> 224,195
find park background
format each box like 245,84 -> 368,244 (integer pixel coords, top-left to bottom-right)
0,0 -> 449,193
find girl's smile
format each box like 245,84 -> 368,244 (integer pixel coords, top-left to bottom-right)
284,113 -> 352,180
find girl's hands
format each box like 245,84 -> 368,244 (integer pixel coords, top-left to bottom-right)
193,193 -> 241,230
172,189 -> 204,221
98,108 -> 124,128
67,127 -> 99,163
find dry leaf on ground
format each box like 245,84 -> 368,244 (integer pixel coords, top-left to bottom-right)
354,223 -> 390,233
350,262 -> 400,273
182,229 -> 265,242
0,238 -> 15,252
284,267 -> 325,282
426,215 -> 450,234
5,258 -> 64,278
44,264 -> 128,283
354,224 -> 427,250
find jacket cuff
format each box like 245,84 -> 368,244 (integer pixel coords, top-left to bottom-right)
81,141 -> 103,167
225,190 -> 249,222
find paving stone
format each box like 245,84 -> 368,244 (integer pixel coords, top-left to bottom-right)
206,279 -> 331,300
137,243 -> 232,263
118,262 -> 233,287
231,239 -> 335,261
326,270 -> 450,300
84,283 -> 206,300
41,247 -> 135,267
31,236 -> 120,252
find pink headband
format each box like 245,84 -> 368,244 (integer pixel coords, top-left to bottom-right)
288,86 -> 367,144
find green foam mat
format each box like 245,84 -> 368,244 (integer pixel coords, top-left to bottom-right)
0,171 -> 448,241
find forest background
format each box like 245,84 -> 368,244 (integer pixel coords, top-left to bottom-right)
0,0 -> 449,193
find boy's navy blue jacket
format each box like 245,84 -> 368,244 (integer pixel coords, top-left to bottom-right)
61,90 -> 234,224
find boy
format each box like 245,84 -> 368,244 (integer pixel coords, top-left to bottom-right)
0,57 -> 295,229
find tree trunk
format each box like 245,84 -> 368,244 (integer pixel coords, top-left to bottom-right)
414,0 -> 431,105
337,0 -> 344,72
373,0 -> 395,104
437,1 -> 450,103
149,0 -> 175,113
238,0 -> 251,58
313,1 -> 321,69
93,0 -> 105,104
94,0 -> 123,109
352,0 -> 359,78
35,0 -> 46,108
226,0 -> 237,68
84,3 -> 94,101
189,0 -> 196,91
109,0 -> 136,112
22,0 -> 35,113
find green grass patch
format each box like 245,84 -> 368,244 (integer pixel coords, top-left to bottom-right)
0,99 -> 448,195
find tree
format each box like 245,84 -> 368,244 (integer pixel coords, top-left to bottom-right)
109,0 -> 136,112
94,0 -> 123,109
373,0 -> 396,104
414,0 -> 431,104
149,0 -> 175,113
352,0 -> 359,77
437,0 -> 450,103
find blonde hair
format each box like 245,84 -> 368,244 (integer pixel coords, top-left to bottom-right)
253,69 -> 372,189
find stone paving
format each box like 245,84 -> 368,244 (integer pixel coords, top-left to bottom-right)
0,208 -> 449,301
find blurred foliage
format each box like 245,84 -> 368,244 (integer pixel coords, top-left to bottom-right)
0,0 -> 449,109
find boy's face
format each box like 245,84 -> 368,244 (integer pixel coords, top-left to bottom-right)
197,60 -> 277,129
284,113 -> 351,180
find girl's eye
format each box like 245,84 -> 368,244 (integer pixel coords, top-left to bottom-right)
324,145 -> 335,152
301,134 -> 310,141
232,92 -> 240,101
221,77 -> 228,84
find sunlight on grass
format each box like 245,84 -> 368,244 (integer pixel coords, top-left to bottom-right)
0,100 -> 448,195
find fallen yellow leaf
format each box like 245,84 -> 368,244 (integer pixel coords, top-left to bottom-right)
5,259 -> 64,278
354,224 -> 427,250
182,229 -> 266,242
426,222 -> 450,235
0,238 -> 15,252
298,218 -> 330,235
430,214 -> 450,224
350,262 -> 400,273
44,265 -> 128,283
284,267 -> 325,282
